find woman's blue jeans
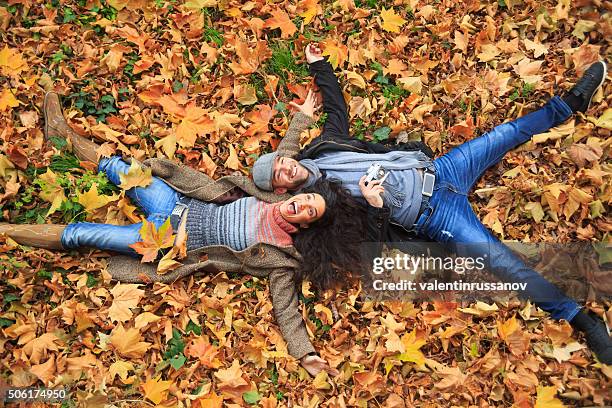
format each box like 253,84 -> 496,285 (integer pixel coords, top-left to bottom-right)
61,156 -> 179,257
415,96 -> 581,321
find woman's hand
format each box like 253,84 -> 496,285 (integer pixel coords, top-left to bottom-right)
289,89 -> 319,119
300,354 -> 339,377
305,43 -> 324,64
359,175 -> 385,208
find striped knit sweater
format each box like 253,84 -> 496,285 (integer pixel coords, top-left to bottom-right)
184,197 -> 298,251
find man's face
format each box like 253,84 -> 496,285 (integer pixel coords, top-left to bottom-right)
279,193 -> 325,227
272,156 -> 309,193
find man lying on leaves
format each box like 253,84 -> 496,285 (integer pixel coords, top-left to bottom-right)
250,43 -> 612,365
0,92 -> 370,377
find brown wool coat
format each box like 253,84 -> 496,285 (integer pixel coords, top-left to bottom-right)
107,112 -> 315,359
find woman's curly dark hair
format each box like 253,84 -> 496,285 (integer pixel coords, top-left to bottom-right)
293,178 -> 368,292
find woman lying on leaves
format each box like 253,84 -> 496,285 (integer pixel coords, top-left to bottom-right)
0,92 -> 369,377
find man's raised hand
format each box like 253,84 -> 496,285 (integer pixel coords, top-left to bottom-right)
305,43 -> 324,64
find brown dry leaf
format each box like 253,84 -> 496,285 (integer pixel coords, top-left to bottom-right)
215,359 -> 248,388
23,333 -> 61,365
110,324 -> 151,358
108,283 -> 145,323
434,366 -> 467,391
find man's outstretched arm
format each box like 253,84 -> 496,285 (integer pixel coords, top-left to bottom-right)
306,43 -> 351,141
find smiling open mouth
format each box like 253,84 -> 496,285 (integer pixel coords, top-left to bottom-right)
291,165 -> 297,179
288,201 -> 298,214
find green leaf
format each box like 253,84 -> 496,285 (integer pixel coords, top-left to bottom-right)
0,317 -> 16,328
243,390 -> 261,404
170,354 -> 186,370
373,126 -> 391,141
86,273 -> 98,288
3,293 -> 19,305
186,320 -> 202,335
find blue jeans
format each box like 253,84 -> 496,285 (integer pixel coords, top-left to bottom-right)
414,96 -> 581,321
61,156 -> 179,257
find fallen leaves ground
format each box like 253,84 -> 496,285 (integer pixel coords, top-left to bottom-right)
0,0 -> 610,407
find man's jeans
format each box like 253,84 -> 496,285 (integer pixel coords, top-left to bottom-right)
414,96 -> 581,321
61,156 -> 179,256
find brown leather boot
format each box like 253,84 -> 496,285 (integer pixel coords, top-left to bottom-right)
43,92 -> 101,164
0,223 -> 66,250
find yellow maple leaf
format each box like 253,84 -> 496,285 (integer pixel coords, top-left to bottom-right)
37,169 -> 66,216
297,0 -> 321,24
118,160 -> 153,190
110,323 -> 151,358
321,38 -> 348,69
184,0 -> 218,9
380,7 -> 407,33
0,46 -> 26,76
77,183 -> 119,213
108,360 -> 135,384
0,88 -> 20,111
395,329 -> 426,367
535,386 -> 566,408
313,371 -> 331,390
157,247 -> 182,274
142,375 -> 172,405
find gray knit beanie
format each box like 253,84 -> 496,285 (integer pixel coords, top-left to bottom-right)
252,152 -> 277,191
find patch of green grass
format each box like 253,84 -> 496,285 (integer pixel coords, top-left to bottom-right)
509,82 -> 536,101
316,112 -> 328,127
265,42 -> 309,86
68,84 -> 117,122
203,26 -> 223,46
250,74 -> 268,102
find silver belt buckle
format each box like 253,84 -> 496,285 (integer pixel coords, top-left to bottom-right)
422,172 -> 435,197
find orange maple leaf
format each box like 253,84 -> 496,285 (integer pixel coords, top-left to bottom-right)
129,218 -> 176,263
175,103 -> 215,148
264,9 -> 297,39
244,104 -> 277,137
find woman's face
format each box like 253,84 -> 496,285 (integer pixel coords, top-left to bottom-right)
279,193 -> 326,226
